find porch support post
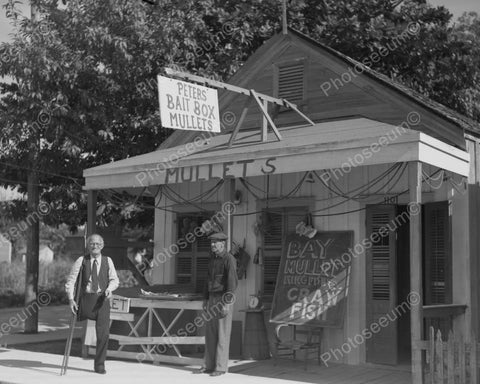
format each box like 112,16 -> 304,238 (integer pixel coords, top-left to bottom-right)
224,179 -> 235,252
409,162 -> 424,384
87,190 -> 97,236
83,189 -> 98,358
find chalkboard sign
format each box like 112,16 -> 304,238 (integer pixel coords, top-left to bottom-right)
270,231 -> 353,327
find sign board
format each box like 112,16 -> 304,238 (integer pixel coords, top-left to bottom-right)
110,295 -> 130,313
270,231 -> 353,327
158,75 -> 220,132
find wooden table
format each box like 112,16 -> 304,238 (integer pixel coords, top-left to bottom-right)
84,295 -> 205,365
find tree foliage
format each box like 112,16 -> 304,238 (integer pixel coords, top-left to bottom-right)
0,0 -> 478,231
199,0 -> 480,122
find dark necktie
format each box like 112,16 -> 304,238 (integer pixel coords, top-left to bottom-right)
91,259 -> 99,293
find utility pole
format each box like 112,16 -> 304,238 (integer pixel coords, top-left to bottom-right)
282,0 -> 287,34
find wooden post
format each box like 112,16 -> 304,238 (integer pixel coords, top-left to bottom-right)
224,179 -> 235,252
250,89 -> 282,142
24,0 -> 40,335
459,332 -> 466,383
82,190 -> 97,358
87,190 -> 97,236
428,327 -> 434,384
262,99 -> 268,142
435,330 -> 444,382
409,161 -> 424,384
470,332 -> 477,384
24,170 -> 40,333
228,105 -> 250,147
447,330 -> 454,384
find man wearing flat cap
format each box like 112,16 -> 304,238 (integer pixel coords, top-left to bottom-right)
194,232 -> 238,377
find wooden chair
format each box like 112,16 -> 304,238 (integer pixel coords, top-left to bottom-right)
273,323 -> 323,370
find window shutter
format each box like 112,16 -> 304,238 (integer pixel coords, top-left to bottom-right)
175,212 -> 213,292
370,211 -> 394,300
262,207 -> 308,302
366,205 -> 398,365
278,63 -> 304,103
424,202 -> 451,305
176,257 -> 192,285
195,255 -> 210,293
263,211 -> 283,302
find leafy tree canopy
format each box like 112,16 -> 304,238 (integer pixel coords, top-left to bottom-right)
0,0 -> 478,231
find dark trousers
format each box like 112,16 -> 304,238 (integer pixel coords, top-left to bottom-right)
204,296 -> 233,372
79,293 -> 110,369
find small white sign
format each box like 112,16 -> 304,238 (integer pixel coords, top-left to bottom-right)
110,295 -> 130,313
158,75 -> 220,132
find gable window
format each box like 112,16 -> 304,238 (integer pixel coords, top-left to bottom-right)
175,212 -> 212,293
275,61 -> 305,104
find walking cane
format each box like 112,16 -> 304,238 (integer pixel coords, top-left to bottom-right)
60,311 -> 77,375
60,263 -> 83,375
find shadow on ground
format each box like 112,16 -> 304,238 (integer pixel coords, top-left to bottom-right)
0,358 -> 91,374
229,358 -> 412,384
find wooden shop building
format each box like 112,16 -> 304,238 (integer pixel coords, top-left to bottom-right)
83,28 -> 480,383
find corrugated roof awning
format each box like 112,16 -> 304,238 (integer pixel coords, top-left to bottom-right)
83,118 -> 469,190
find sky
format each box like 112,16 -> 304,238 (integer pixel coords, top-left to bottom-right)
0,0 -> 479,43
429,0 -> 480,19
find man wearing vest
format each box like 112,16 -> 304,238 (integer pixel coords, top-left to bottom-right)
65,234 -> 119,374
194,232 -> 238,376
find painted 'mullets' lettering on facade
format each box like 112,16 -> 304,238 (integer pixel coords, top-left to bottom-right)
163,157 -> 277,184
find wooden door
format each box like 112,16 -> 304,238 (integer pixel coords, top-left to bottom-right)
366,205 -> 398,365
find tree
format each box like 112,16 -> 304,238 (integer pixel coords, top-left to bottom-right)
0,0 -> 177,331
1,0 -> 479,332
203,0 -> 480,123
0,0 -> 271,332
451,12 -> 480,122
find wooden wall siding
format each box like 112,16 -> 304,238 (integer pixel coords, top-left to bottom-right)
465,136 -> 480,337
465,136 -> 480,338
451,181 -> 471,337
469,186 -> 480,338
222,43 -> 385,132
221,38 -> 462,150
285,35 -> 465,148
151,160 -> 467,363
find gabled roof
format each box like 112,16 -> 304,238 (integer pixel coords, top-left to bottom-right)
287,28 -> 479,136
161,27 -> 479,150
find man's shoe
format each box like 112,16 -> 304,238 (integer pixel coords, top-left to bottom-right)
94,368 -> 106,374
193,368 -> 212,374
210,371 -> 225,377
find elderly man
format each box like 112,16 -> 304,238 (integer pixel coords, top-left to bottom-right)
65,234 -> 119,374
194,232 -> 238,377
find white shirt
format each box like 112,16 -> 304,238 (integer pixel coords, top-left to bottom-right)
65,254 -> 119,300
